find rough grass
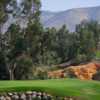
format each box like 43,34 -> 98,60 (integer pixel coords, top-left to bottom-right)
0,79 -> 100,100
96,51 -> 100,58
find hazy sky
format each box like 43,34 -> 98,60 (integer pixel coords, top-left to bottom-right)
41,0 -> 100,12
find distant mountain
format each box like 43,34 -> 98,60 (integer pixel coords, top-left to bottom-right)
40,11 -> 57,24
2,6 -> 100,33
41,6 -> 100,31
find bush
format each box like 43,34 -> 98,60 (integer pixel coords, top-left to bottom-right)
75,54 -> 90,64
32,67 -> 48,80
64,68 -> 77,78
92,70 -> 100,81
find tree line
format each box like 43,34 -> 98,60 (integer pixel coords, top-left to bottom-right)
0,0 -> 100,80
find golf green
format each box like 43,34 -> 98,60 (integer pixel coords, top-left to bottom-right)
0,79 -> 100,100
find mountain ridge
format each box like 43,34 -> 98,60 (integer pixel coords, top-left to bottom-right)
2,6 -> 100,33
41,6 -> 100,31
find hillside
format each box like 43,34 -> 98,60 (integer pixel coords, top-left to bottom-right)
3,6 -> 100,33
41,6 -> 100,31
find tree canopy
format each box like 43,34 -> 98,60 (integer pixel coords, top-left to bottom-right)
0,0 -> 100,80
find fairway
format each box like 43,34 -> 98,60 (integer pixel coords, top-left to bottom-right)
0,79 -> 100,100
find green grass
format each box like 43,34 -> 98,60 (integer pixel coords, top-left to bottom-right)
0,79 -> 100,100
96,51 -> 100,58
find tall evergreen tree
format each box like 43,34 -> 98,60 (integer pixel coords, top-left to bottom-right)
0,0 -> 11,80
56,25 -> 69,63
76,21 -> 98,61
0,0 -> 41,80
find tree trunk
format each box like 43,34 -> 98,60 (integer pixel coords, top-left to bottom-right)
7,62 -> 16,80
9,70 -> 14,80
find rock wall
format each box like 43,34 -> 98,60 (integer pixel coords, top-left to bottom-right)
48,63 -> 100,80
67,63 -> 98,80
48,70 -> 65,79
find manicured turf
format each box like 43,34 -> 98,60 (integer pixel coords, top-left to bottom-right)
0,79 -> 100,100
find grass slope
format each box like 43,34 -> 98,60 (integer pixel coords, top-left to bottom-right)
0,79 -> 100,100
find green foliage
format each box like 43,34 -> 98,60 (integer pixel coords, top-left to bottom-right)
0,50 -> 8,79
0,0 -> 10,5
76,21 -> 100,62
0,0 -> 11,25
0,0 -> 42,80
25,19 -> 43,64
39,27 -> 61,65
0,0 -> 100,80
33,67 -> 48,80
66,33 -> 79,60
0,0 -> 41,80
56,25 -> 69,61
15,54 -> 33,80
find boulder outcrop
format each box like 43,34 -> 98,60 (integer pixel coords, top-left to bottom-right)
67,63 -> 98,80
48,62 -> 100,80
48,70 -> 65,79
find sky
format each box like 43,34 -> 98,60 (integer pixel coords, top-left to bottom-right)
41,0 -> 100,12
